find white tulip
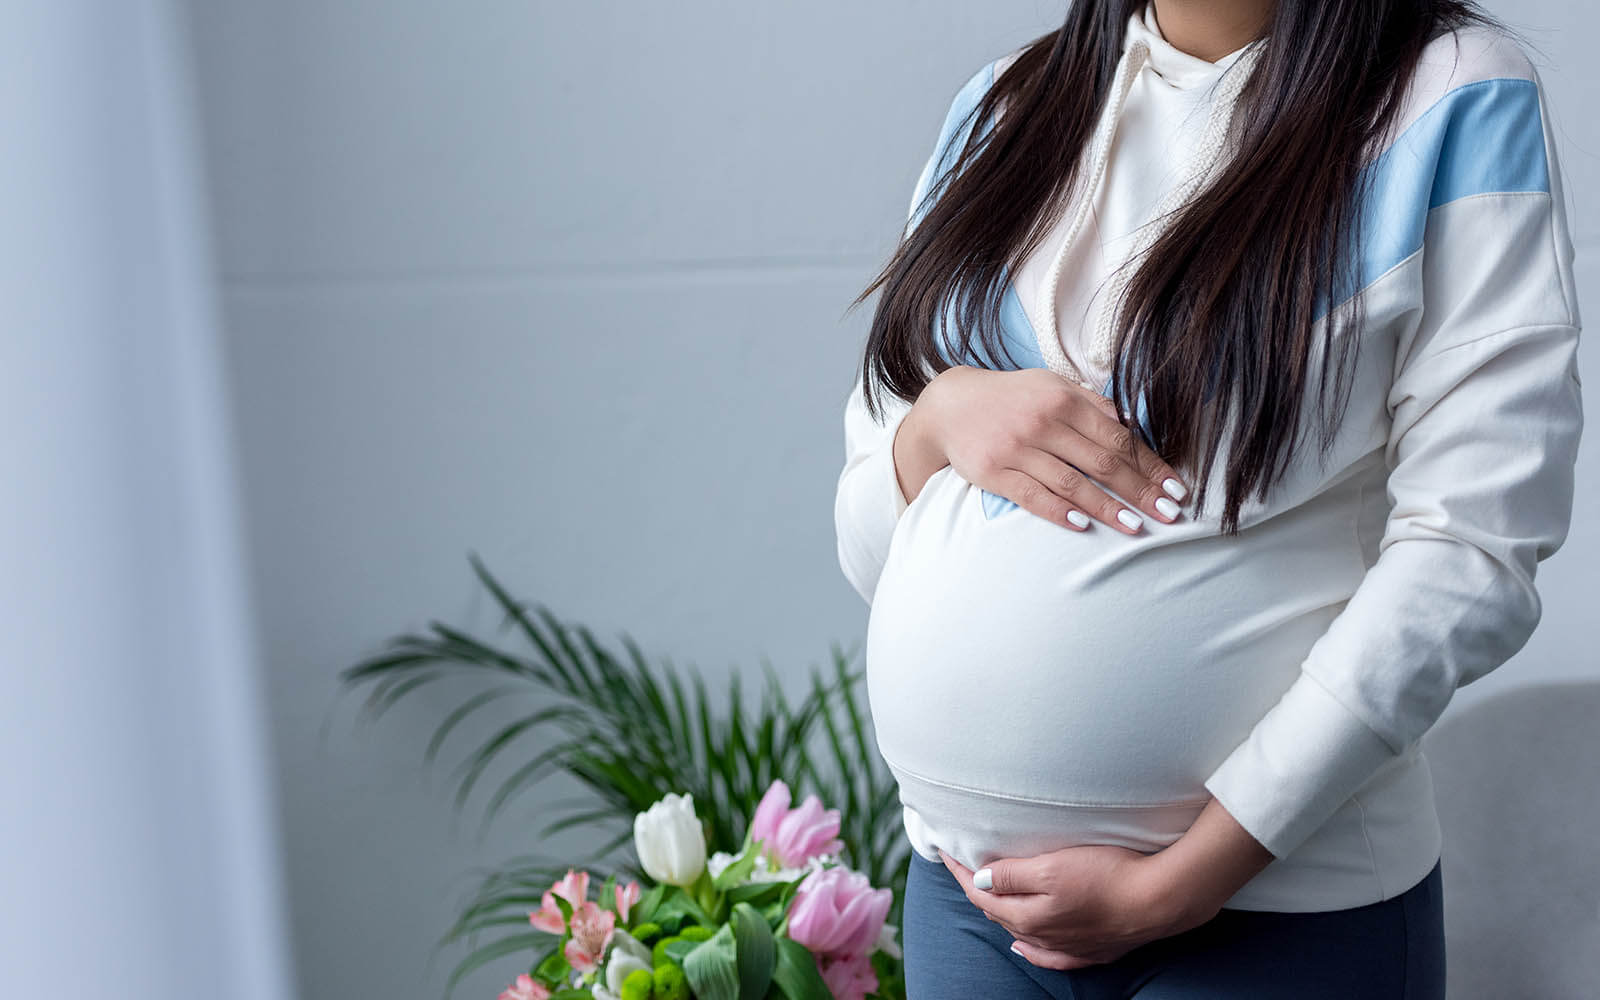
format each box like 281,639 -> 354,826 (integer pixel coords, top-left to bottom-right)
591,929 -> 650,1000
603,949 -> 652,995
609,928 -> 652,966
632,792 -> 707,888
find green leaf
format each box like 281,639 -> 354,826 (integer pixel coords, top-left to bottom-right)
712,838 -> 762,892
771,937 -> 832,1000
663,936 -> 701,966
730,902 -> 778,1000
529,943 -> 563,978
550,894 -> 573,924
725,880 -> 787,908
630,882 -> 668,926
443,932 -> 545,999
650,884 -> 712,930
683,923 -> 741,1000
423,686 -> 516,766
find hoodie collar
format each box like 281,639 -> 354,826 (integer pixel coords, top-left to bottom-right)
1032,4 -> 1268,387
1122,2 -> 1264,90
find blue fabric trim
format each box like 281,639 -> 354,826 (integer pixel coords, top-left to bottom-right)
911,60 -> 999,232
1317,76 -> 1550,318
925,65 -> 1549,523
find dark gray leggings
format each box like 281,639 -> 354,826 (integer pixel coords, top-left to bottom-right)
902,850 -> 1445,999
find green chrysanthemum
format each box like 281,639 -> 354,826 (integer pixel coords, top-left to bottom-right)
651,935 -> 680,968
629,921 -> 662,943
652,963 -> 689,1000
620,967 -> 654,1000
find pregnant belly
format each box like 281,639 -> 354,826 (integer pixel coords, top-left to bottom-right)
865,465 -> 1365,859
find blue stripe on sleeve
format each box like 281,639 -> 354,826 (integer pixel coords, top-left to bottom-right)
1319,76 -> 1550,318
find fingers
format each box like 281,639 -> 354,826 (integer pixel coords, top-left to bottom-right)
1008,448 -> 1146,534
939,851 -> 1034,928
1055,388 -> 1191,523
1007,939 -> 1099,971
979,857 -> 1043,895
991,468 -> 1094,532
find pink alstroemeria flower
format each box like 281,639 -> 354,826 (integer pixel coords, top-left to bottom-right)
528,868 -> 591,934
786,865 -> 893,958
563,899 -> 616,975
614,879 -> 642,923
818,951 -> 879,1000
498,973 -> 552,1000
748,779 -> 845,868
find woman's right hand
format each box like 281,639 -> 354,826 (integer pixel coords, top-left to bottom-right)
894,365 -> 1191,534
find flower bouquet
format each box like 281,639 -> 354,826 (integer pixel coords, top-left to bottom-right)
498,781 -> 898,1000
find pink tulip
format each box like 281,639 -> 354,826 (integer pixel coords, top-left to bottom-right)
563,899 -> 616,974
749,779 -> 845,868
615,879 -> 642,923
528,868 -> 591,934
786,866 -> 893,958
818,951 -> 879,1000
498,974 -> 552,1000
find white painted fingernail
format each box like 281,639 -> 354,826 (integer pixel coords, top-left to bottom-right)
974,867 -> 993,890
1117,508 -> 1143,531
1162,477 -> 1188,501
1155,496 -> 1180,520
1010,941 -> 1023,956
1066,510 -> 1090,528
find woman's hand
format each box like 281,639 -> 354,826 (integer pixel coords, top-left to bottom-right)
938,798 -> 1278,970
937,845 -> 1188,970
896,365 -> 1191,534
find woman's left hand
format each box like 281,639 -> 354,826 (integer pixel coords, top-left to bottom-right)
937,844 -> 1203,970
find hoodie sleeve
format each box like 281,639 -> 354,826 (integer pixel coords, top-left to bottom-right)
833,60 -> 998,605
1202,67 -> 1584,860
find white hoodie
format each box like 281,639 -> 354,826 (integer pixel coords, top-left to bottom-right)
835,4 -> 1583,911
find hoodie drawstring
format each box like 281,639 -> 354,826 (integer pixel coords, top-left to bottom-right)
1035,34 -> 1265,390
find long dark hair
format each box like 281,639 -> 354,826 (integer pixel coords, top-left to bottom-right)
852,0 -> 1517,534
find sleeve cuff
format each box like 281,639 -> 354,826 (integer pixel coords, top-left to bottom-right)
1202,669 -> 1399,860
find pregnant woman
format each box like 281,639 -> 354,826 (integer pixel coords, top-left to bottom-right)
833,0 -> 1583,996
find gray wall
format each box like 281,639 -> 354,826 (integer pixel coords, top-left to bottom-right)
180,3 -> 1599,998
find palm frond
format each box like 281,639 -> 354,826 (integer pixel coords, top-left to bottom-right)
339,553 -> 910,998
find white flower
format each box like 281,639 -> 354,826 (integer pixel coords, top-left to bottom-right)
591,928 -> 652,1000
633,792 -> 707,888
609,928 -> 652,966
745,850 -> 808,884
706,850 -> 738,880
875,921 -> 902,959
710,844 -> 819,886
603,949 -> 651,991
604,951 -> 652,994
